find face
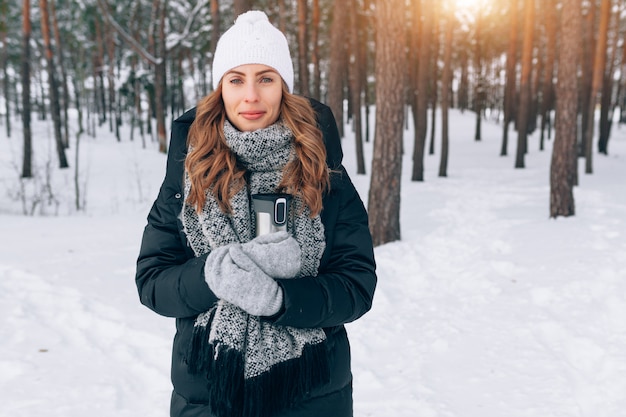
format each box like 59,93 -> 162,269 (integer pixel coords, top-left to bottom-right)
221,64 -> 284,132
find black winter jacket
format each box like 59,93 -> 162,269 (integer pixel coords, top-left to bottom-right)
135,98 -> 377,417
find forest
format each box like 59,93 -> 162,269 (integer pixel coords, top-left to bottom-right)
0,0 -> 623,244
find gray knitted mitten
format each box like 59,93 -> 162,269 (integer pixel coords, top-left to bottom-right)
204,243 -> 284,317
241,231 -> 302,279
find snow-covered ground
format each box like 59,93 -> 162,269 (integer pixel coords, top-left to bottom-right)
1,108 -> 625,417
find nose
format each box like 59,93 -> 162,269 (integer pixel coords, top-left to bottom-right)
243,83 -> 260,102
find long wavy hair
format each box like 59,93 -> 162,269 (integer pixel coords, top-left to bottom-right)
184,82 -> 329,217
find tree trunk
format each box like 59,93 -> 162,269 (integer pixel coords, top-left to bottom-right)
297,0 -> 309,96
106,17 -> 120,141
1,0 -> 10,138
473,9 -> 484,142
428,2 -> 440,156
21,0 -> 32,178
458,47 -> 469,112
583,0 -> 611,174
368,0 -> 405,246
598,4 -> 619,155
94,17 -> 107,126
362,0 -> 372,143
50,0 -> 70,148
311,0 -> 320,100
501,0 -> 518,156
40,0 -> 68,168
277,0 -> 286,32
439,2 -> 453,178
550,0 -> 580,218
515,0 -> 534,169
233,0 -> 251,16
580,3 -> 596,156
349,0 -> 365,174
411,0 -> 432,181
327,0 -> 348,137
155,0 -> 168,153
539,0 -> 556,149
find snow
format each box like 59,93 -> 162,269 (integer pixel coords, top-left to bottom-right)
1,109 -> 625,417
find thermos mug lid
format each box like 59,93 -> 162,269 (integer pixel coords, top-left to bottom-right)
251,194 -> 293,236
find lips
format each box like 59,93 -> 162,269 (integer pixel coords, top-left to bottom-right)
239,111 -> 265,120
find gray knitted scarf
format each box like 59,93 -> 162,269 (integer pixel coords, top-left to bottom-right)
181,120 -> 329,417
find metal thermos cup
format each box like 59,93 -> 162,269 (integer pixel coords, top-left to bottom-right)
251,193 -> 293,237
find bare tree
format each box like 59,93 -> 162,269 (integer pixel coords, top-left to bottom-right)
368,0 -> 405,245
550,0 -> 581,218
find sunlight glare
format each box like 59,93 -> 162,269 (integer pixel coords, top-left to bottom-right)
452,0 -> 484,10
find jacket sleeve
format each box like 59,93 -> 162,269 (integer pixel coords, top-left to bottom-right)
135,115 -> 218,319
272,101 -> 376,329
273,167 -> 377,329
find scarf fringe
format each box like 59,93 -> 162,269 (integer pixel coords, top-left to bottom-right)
187,321 -> 330,417
242,340 -> 330,417
186,308 -> 218,375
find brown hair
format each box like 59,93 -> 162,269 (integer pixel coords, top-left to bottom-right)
184,82 -> 329,216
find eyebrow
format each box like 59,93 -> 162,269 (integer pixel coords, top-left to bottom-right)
225,69 -> 278,77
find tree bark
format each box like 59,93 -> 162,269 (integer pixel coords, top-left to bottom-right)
550,0 -> 580,218
514,0 -> 534,169
368,0 -> 405,246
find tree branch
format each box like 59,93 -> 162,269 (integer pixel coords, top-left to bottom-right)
96,0 -> 162,65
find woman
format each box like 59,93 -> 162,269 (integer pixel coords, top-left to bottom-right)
136,11 -> 376,417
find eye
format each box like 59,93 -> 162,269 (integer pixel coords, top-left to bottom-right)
229,78 -> 244,85
260,76 -> 274,83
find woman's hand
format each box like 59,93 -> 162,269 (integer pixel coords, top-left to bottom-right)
204,243 -> 284,316
241,231 -> 302,279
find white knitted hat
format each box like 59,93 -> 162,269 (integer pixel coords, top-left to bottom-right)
212,11 -> 294,93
